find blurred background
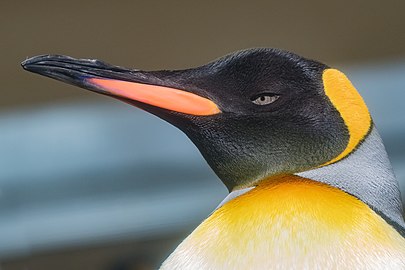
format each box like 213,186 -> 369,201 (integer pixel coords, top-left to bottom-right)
1,1 -> 405,269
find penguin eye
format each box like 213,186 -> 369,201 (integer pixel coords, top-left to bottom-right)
251,94 -> 280,105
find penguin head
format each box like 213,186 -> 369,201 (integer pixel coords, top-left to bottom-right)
22,48 -> 371,190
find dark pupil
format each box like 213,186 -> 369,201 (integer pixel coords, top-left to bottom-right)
260,96 -> 266,101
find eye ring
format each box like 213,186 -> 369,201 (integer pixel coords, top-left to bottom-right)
251,94 -> 280,105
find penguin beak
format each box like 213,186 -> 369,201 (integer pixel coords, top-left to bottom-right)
21,55 -> 221,116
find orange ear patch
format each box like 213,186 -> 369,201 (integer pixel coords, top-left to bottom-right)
88,78 -> 221,116
322,69 -> 372,165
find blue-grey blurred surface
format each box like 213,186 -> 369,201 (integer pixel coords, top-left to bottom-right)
0,61 -> 404,259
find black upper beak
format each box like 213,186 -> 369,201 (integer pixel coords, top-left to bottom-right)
22,55 -> 135,79
22,55 -> 145,95
21,55 -> 221,116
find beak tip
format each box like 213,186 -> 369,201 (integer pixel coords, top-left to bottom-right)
21,58 -> 32,69
21,55 -> 46,71
21,54 -> 70,68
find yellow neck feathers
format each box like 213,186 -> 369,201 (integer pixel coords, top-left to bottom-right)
161,175 -> 405,269
322,69 -> 372,165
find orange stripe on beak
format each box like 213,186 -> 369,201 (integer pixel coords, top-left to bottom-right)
88,78 -> 221,116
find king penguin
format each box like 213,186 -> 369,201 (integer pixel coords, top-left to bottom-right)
22,48 -> 405,269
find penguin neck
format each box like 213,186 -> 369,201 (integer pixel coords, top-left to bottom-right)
161,126 -> 405,269
298,125 -> 405,234
218,125 -> 405,234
